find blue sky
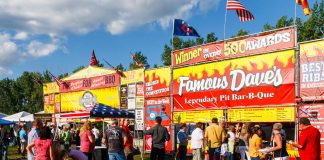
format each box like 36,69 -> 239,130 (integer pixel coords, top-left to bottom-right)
0,0 -> 318,79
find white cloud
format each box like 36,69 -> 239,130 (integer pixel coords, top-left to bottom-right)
0,0 -> 220,35
0,66 -> 13,77
0,33 -> 19,66
14,32 -> 28,40
27,40 -> 58,58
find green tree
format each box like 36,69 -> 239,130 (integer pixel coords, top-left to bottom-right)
58,73 -> 69,79
196,37 -> 204,45
73,66 -> 86,73
153,64 -> 159,68
129,52 -> 150,69
206,32 -> 218,43
116,64 -> 125,71
263,23 -> 273,32
275,16 -> 294,28
161,45 -> 172,66
297,0 -> 324,42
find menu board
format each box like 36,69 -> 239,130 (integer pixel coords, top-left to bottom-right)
228,107 -> 295,122
173,110 -> 224,123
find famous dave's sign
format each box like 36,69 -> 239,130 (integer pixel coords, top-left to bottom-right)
173,50 -> 295,111
59,73 -> 120,93
300,39 -> 324,101
172,27 -> 295,67
144,67 -> 171,98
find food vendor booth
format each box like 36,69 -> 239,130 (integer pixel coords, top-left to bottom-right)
171,27 -> 300,159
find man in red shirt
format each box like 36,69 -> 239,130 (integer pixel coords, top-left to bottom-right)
120,118 -> 134,160
290,117 -> 321,160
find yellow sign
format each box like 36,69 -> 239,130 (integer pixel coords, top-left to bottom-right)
60,87 -> 119,112
228,107 -> 295,122
300,39 -> 324,57
121,68 -> 144,84
63,66 -> 115,80
43,82 -> 59,94
173,110 -> 224,123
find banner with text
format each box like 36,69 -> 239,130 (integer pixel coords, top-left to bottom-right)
299,103 -> 324,157
43,82 -> 59,94
173,50 -> 295,111
145,67 -> 171,97
172,27 -> 295,67
121,68 -> 144,85
145,97 -> 172,152
173,110 -> 224,123
60,87 -> 119,112
228,106 -> 295,122
44,93 -> 60,113
59,73 -> 120,93
300,39 -> 324,101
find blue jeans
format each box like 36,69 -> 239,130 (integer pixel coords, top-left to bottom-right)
227,152 -> 234,160
108,150 -> 126,160
0,143 -> 8,160
251,157 -> 260,160
209,147 -> 221,160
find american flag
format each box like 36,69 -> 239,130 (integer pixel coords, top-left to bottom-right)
227,0 -> 254,22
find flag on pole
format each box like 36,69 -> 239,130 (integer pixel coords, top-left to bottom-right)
227,0 -> 254,22
103,59 -> 126,77
49,72 -> 64,86
173,19 -> 200,37
297,0 -> 311,16
130,53 -> 143,67
90,50 -> 98,66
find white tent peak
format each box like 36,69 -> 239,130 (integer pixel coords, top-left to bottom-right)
3,111 -> 31,122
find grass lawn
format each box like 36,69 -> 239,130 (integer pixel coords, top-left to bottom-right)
7,146 -> 173,160
8,146 -> 26,160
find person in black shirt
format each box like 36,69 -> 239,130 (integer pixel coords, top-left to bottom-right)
145,116 -> 170,160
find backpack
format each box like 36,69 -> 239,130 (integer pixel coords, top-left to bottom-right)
105,127 -> 123,153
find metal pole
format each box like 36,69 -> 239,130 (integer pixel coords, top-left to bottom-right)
224,0 -> 228,41
170,19 -> 176,154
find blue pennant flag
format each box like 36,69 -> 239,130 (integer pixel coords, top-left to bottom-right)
173,19 -> 200,37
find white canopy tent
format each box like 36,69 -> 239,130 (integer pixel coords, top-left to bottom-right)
20,114 -> 34,122
3,111 -> 31,122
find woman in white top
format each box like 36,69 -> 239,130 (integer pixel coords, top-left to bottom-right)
191,122 -> 204,160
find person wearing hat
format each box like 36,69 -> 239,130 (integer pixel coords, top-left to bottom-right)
103,119 -> 127,160
177,123 -> 188,160
289,117 -> 320,160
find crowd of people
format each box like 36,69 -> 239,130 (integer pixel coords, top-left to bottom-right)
176,117 -> 321,160
0,116 -> 320,160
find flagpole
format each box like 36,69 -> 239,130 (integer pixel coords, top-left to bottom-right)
224,0 -> 228,40
294,0 -> 297,25
170,18 -> 175,154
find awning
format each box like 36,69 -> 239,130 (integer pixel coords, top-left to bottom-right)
90,103 -> 135,118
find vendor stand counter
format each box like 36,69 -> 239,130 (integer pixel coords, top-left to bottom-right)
76,146 -> 107,160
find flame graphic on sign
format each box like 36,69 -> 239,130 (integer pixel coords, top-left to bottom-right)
173,50 -> 295,91
300,40 -> 324,58
145,67 -> 171,87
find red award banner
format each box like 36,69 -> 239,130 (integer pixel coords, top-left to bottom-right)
299,104 -> 324,157
172,27 -> 295,67
173,50 -> 295,111
145,97 -> 172,152
300,39 -> 324,101
59,73 -> 120,92
144,67 -> 171,98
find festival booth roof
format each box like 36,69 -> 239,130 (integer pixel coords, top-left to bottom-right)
90,103 -> 135,118
20,114 -> 34,122
0,113 -> 7,119
62,65 -> 115,81
0,119 -> 15,125
3,111 -> 31,122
